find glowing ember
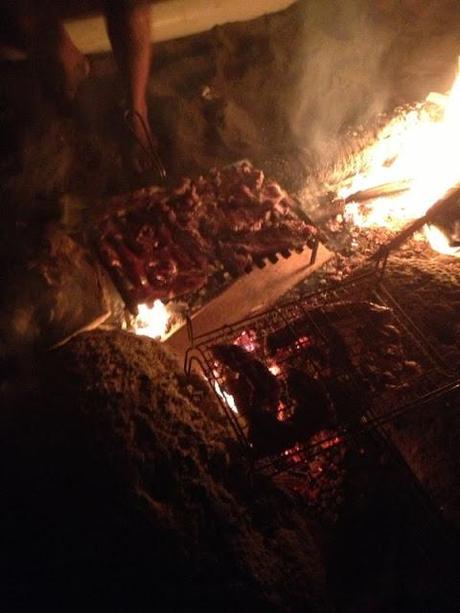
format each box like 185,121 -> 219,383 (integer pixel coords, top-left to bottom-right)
268,363 -> 282,376
320,435 -> 342,450
294,336 -> 312,350
276,400 -> 288,422
339,58 -> 460,255
133,300 -> 171,339
234,329 -> 258,352
284,443 -> 303,463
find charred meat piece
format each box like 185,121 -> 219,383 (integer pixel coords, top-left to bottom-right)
268,311 -> 351,374
224,202 -> 272,233
266,324 -> 298,355
228,222 -> 315,260
167,270 -> 209,298
212,344 -> 339,456
305,309 -> 353,373
325,324 -> 353,374
266,313 -> 316,355
216,370 -> 257,418
98,236 -> 123,270
217,244 -> 252,276
173,228 -> 211,269
145,248 -> 178,288
108,233 -> 148,290
248,412 -> 296,457
129,223 -> 159,258
212,343 -> 280,413
286,368 -> 336,439
326,377 -> 369,426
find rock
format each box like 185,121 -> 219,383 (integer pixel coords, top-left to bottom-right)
0,224 -> 120,355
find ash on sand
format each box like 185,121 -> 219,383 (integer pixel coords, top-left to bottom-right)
0,330 -> 329,612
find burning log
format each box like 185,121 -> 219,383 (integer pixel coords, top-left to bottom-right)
343,179 -> 412,204
373,182 -> 460,260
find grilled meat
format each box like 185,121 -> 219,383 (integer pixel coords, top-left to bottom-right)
94,161 -> 317,307
226,222 -> 316,260
248,412 -> 296,457
212,343 -> 281,414
313,300 -> 392,323
326,377 -> 369,425
286,368 -> 336,439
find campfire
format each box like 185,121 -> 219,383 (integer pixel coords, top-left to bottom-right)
119,61 -> 460,344
332,59 -> 460,256
87,50 -> 460,519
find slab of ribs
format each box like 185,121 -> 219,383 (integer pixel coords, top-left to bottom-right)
94,161 -> 318,311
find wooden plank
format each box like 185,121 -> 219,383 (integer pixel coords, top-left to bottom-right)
64,0 -> 296,54
165,241 -> 332,361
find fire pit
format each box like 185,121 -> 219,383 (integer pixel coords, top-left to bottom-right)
182,231 -> 460,534
184,244 -> 457,474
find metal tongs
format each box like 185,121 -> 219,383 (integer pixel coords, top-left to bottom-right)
123,109 -> 167,184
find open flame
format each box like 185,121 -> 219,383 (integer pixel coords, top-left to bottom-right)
133,300 -> 171,340
213,381 -> 239,414
340,59 -> 460,256
424,224 -> 460,257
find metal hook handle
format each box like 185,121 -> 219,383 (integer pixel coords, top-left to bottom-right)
123,109 -> 167,183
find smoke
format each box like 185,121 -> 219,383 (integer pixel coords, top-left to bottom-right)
288,0 -> 460,170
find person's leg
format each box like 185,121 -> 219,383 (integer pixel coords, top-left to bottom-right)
104,0 -> 156,172
1,0 -> 89,104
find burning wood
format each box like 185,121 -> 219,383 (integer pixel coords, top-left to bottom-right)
372,182 -> 460,259
132,300 -> 171,339
343,179 -> 412,204
333,58 -> 460,256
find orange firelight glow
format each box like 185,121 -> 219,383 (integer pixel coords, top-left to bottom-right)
213,381 -> 239,414
133,300 -> 171,339
339,60 -> 460,256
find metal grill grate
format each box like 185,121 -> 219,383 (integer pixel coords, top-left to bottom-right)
185,246 -> 460,589
185,257 -> 457,475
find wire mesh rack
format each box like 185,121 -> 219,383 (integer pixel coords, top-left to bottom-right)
185,254 -> 458,476
184,237 -> 460,589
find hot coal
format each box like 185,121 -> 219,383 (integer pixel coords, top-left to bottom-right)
286,367 -> 337,436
